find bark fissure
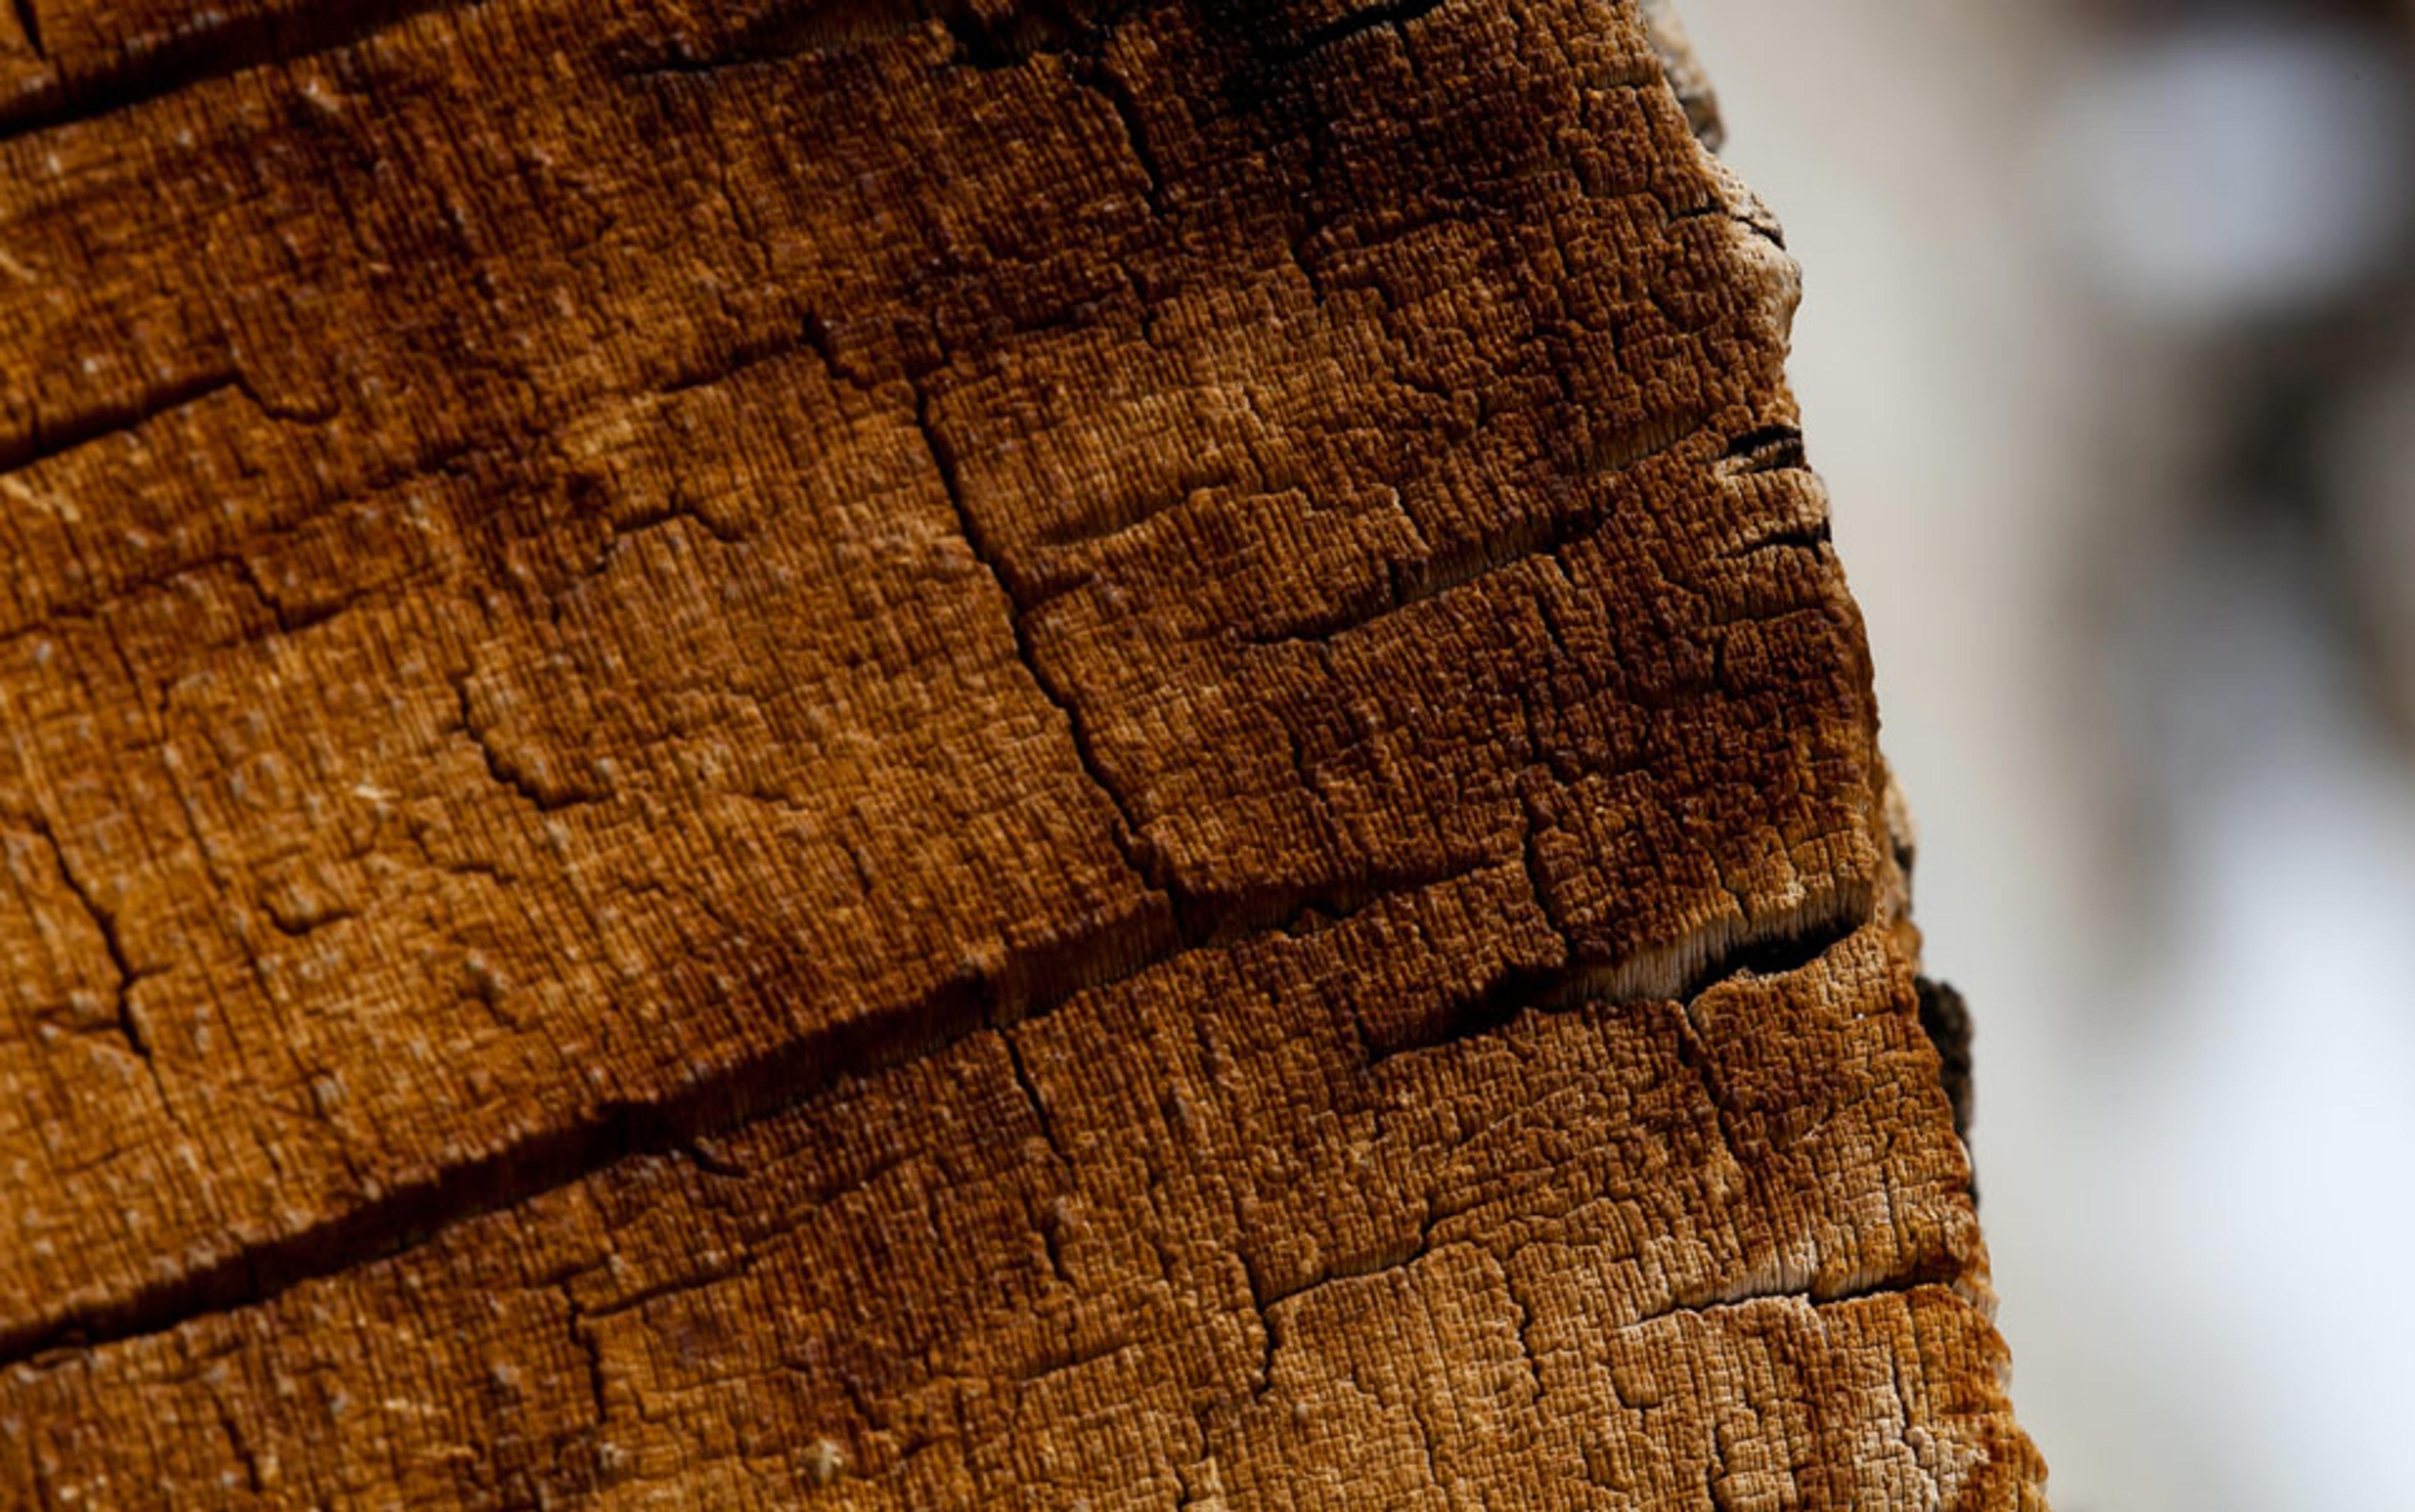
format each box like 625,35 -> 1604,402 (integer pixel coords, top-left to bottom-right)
0,0 -> 2043,1499
16,811 -> 152,1061
0,889 -> 1872,1370
1616,1260 -> 1967,1336
0,371 -> 236,478
0,0 -> 475,142
908,381 -> 1169,897
1068,54 -> 1166,214
1364,887 -> 1867,1067
1267,0 -> 1449,65
1239,413 -> 1713,647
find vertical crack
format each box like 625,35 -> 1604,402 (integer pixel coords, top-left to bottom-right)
1002,1029 -> 1069,1168
6,808 -> 195,1149
558,1281 -> 611,1437
1515,792 -> 1572,947
17,809 -> 152,1062
907,384 -> 1172,906
1499,1264 -> 1546,1409
1238,1247 -> 1279,1403
1067,55 -> 1164,215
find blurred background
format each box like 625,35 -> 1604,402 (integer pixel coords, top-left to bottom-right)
1675,0 -> 2415,1506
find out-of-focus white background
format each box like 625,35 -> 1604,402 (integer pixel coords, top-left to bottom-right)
1675,1 -> 2415,1507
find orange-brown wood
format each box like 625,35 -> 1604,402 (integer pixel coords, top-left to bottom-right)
0,0 -> 2044,1504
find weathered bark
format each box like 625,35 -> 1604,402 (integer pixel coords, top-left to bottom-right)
0,0 -> 2043,1505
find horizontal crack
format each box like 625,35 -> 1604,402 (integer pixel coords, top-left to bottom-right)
0,371 -> 236,478
1241,413 -> 1712,648
1616,1256 -> 1968,1335
0,855 -> 1480,1365
0,0 -> 478,145
0,918 -> 1050,1367
1365,886 -> 1868,1067
1264,0 -> 1448,67
2,859 -> 1874,1369
1718,423 -> 1807,477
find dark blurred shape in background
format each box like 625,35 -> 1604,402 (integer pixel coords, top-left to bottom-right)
1680,1 -> 2415,1506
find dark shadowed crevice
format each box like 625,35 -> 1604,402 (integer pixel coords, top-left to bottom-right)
1,858 -> 1879,1368
0,371 -> 236,475
1363,895 -> 1865,1067
0,1 -> 474,142
1720,423 -> 1808,476
1916,974 -> 1975,1146
11,0 -> 43,60
1263,0 -> 1446,66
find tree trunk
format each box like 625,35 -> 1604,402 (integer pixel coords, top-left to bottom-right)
0,0 -> 2045,1505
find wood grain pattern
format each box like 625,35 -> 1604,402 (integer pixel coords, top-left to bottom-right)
0,0 -> 2045,1504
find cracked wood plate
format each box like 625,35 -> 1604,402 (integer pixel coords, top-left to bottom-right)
0,0 -> 2046,1504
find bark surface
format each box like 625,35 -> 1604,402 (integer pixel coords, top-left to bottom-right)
0,0 -> 2046,1505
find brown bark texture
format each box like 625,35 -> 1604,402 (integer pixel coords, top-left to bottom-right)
0,0 -> 2047,1505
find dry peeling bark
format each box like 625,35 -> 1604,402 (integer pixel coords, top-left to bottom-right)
0,0 -> 2045,1505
